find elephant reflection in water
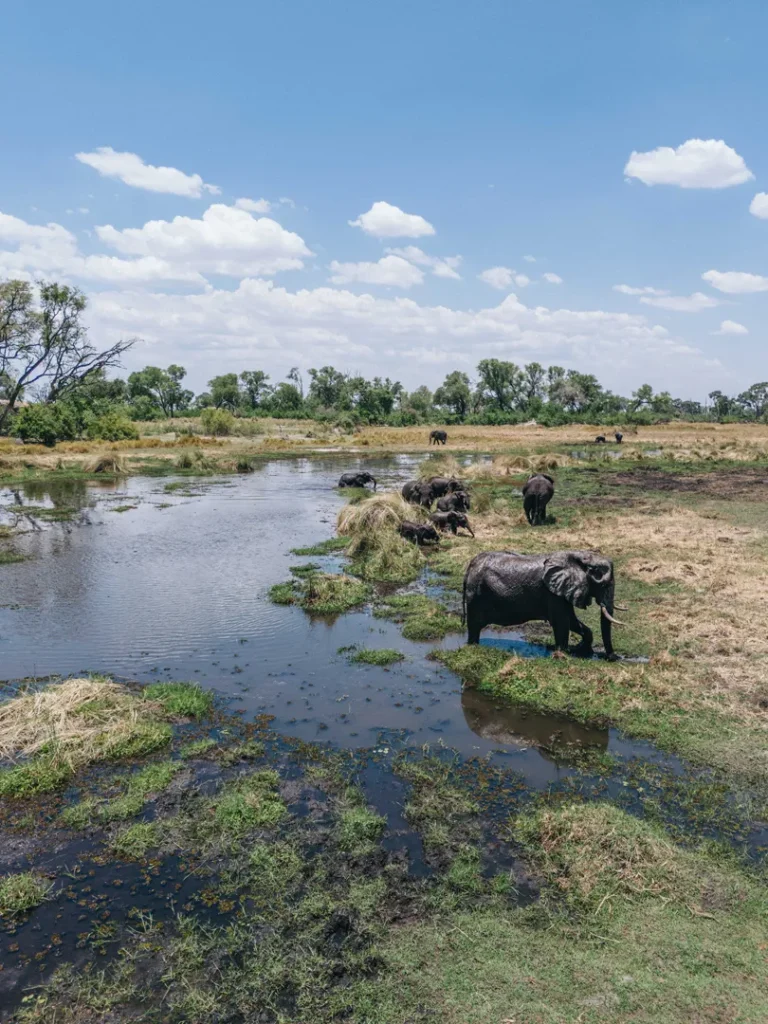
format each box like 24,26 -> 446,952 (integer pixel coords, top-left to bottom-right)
461,688 -> 608,763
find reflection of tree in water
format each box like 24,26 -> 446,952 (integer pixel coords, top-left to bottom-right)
461,688 -> 608,764
21,479 -> 90,508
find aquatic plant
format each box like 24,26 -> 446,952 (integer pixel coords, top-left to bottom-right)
269,573 -> 370,615
349,648 -> 404,666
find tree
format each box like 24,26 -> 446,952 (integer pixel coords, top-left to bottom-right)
239,370 -> 272,409
209,373 -> 241,411
434,371 -> 471,420
307,366 -> 348,408
521,362 -> 546,406
12,404 -> 79,446
708,390 -> 732,419
268,382 -> 304,413
630,383 -> 654,412
475,359 -> 522,411
348,376 -> 403,422
128,364 -> 192,418
736,382 -> 768,420
287,366 -> 304,398
0,279 -> 133,432
402,385 -> 434,420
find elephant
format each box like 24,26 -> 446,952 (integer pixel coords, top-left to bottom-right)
338,471 -> 376,490
436,490 -> 470,513
425,476 -> 463,497
615,431 -> 623,444
462,549 -> 624,659
429,510 -> 474,536
595,435 -> 606,444
461,688 -> 609,763
399,520 -> 440,545
402,480 -> 434,507
429,430 -> 448,445
522,473 -> 554,526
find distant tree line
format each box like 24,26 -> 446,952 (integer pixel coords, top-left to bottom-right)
2,278 -> 767,444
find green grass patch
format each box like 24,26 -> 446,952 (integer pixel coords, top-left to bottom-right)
348,647 -> 404,666
61,798 -> 101,829
290,537 -> 347,556
0,871 -> 53,917
98,721 -> 173,760
180,738 -> 217,759
374,593 -> 463,641
269,573 -> 370,615
337,804 -> 386,852
110,504 -> 138,513
144,681 -> 213,718
0,547 -> 27,564
395,755 -> 479,851
211,771 -> 286,839
289,561 -> 323,577
0,752 -> 74,798
111,822 -> 159,859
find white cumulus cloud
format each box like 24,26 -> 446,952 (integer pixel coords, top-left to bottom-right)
349,201 -> 435,238
523,254 -> 537,263
385,246 -> 462,280
624,138 -> 753,189
328,255 -> 424,288
96,203 -> 311,277
478,266 -> 530,290
235,197 -> 272,214
542,272 -> 562,284
640,291 -> 719,312
702,269 -> 768,294
714,320 -> 748,335
749,193 -> 768,219
75,147 -> 221,197
613,284 -> 669,296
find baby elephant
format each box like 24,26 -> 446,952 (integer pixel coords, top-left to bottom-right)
338,471 -> 376,490
595,435 -> 606,444
522,473 -> 554,526
399,520 -> 440,545
436,490 -> 470,513
429,430 -> 448,445
614,431 -> 623,444
430,510 -> 474,536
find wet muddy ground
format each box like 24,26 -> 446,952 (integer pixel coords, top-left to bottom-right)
1,456 -> 767,1018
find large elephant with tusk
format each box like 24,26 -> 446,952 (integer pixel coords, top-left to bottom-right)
462,550 -> 625,660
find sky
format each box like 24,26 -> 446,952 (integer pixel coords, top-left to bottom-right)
2,0 -> 767,401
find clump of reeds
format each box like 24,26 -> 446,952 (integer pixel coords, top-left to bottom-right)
87,453 -> 127,474
417,453 -> 464,481
175,449 -> 216,472
337,493 -> 426,555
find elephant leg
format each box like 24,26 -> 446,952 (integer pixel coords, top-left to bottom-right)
551,612 -> 571,653
569,608 -> 593,656
466,605 -> 483,645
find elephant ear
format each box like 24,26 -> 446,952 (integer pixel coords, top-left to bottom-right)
543,551 -> 590,608
540,474 -> 554,484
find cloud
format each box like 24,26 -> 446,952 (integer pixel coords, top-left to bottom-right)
478,266 -> 530,290
714,320 -> 748,335
523,254 -> 537,263
96,203 -> 312,277
542,272 -> 562,284
75,147 -> 221,197
749,193 -> 768,219
349,201 -> 435,238
624,138 -> 753,189
702,269 -> 768,294
235,197 -> 272,214
639,291 -> 719,312
385,246 -> 462,280
328,255 -> 424,288
0,210 -> 204,284
613,284 -> 669,296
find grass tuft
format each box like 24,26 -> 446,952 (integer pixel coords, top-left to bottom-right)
212,771 -> 286,839
111,822 -> 159,860
143,681 -> 213,719
87,453 -> 127,475
337,804 -> 386,851
348,647 -> 404,666
0,872 -> 53,917
269,573 -> 370,615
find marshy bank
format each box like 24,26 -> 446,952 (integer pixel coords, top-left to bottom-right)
2,449 -> 768,1021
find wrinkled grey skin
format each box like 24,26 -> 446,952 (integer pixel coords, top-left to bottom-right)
426,476 -> 463,497
615,432 -> 623,444
522,473 -> 554,526
595,435 -> 606,444
429,509 -> 474,536
402,480 -> 435,507
338,471 -> 376,490
436,490 -> 470,513
462,549 -> 619,659
429,430 -> 448,445
399,520 -> 440,545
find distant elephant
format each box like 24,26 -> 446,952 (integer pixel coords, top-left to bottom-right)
429,510 -> 474,536
436,490 -> 470,513
402,480 -> 434,507
595,435 -> 606,444
522,473 -> 554,526
429,430 -> 448,445
615,432 -> 623,444
399,520 -> 440,545
425,476 -> 463,497
338,471 -> 376,490
461,689 -> 609,763
462,549 -> 623,659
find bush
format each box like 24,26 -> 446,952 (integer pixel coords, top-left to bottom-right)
12,404 -> 79,447
200,408 -> 236,436
86,413 -> 139,442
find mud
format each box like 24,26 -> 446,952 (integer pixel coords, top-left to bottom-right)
609,466 -> 768,498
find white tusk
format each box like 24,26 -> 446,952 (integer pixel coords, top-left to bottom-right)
601,605 -> 625,626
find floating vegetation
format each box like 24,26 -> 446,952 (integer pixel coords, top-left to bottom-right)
348,647 -> 405,666
374,592 -> 463,641
269,573 -> 370,615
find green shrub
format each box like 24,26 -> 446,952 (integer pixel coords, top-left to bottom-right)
12,404 -> 78,447
86,413 -> 139,442
200,408 -> 235,436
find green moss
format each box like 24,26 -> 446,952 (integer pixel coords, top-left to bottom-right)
111,822 -> 159,859
144,681 -> 213,718
0,872 -> 53,917
348,648 -> 404,666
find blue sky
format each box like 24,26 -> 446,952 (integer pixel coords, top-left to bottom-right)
2,0 -> 767,399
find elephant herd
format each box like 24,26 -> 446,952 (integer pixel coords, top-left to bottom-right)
335,463 -> 627,659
